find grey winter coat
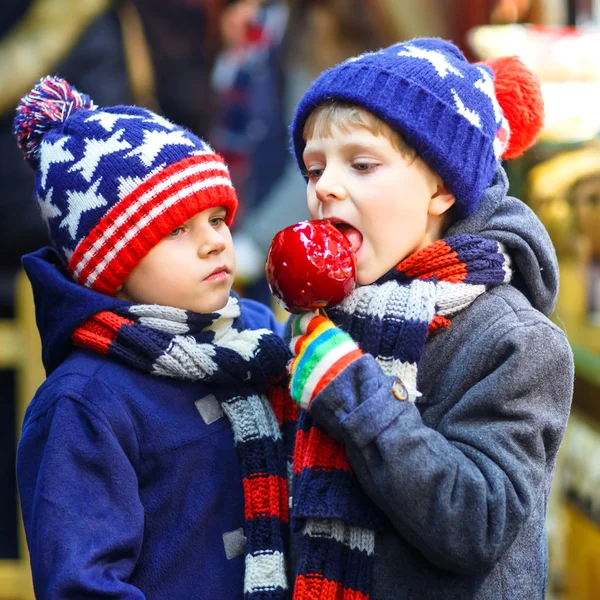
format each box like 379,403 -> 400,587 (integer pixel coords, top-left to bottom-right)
303,167 -> 574,599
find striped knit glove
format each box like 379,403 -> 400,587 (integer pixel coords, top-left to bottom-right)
288,312 -> 363,410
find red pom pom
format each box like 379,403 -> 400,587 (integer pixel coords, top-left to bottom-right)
482,56 -> 544,159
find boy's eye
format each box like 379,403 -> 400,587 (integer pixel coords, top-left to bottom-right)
353,162 -> 376,172
210,216 -> 226,227
168,226 -> 185,237
304,168 -> 323,180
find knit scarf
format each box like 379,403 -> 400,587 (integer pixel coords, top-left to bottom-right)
71,296 -> 297,600
290,233 -> 512,600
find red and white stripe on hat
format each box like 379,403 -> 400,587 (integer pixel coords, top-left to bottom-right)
68,152 -> 238,295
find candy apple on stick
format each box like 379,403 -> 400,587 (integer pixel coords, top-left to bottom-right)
265,220 -> 357,314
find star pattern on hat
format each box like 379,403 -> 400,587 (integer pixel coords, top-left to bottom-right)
116,162 -> 166,200
85,112 -> 143,132
143,113 -> 175,130
493,120 -> 510,158
474,67 -> 502,123
62,246 -> 74,264
451,90 -> 481,128
60,178 -> 107,239
190,142 -> 215,157
68,129 -> 132,182
344,49 -> 384,64
37,187 -> 62,224
39,138 -> 75,189
116,174 -> 143,201
396,44 -> 464,79
125,129 -> 196,167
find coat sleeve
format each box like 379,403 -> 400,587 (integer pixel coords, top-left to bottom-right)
240,297 -> 285,338
308,318 -> 574,574
17,388 -> 146,599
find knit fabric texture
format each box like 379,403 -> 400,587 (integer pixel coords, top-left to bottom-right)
288,233 -> 512,599
71,295 -> 296,600
290,314 -> 363,410
291,38 -> 510,218
14,77 -> 238,295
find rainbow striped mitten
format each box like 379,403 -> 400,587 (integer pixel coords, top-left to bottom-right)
289,313 -> 363,410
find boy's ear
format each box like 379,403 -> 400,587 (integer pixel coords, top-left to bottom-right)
429,183 -> 456,217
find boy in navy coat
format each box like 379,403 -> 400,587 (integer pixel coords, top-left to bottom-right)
14,77 -> 291,599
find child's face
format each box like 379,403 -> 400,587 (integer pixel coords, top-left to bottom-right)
115,206 -> 235,313
303,125 -> 454,285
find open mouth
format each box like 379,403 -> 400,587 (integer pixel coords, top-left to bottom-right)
329,219 -> 363,254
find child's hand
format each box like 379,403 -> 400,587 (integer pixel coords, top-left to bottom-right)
288,312 -> 363,409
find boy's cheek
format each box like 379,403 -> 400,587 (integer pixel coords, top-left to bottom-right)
355,248 -> 397,287
355,254 -> 380,287
306,199 -> 318,219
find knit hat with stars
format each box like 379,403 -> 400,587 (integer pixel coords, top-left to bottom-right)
291,37 -> 544,219
14,76 -> 238,295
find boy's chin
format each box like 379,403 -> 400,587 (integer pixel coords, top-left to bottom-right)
356,253 -> 407,286
182,284 -> 233,315
356,267 -> 386,286
202,289 -> 233,314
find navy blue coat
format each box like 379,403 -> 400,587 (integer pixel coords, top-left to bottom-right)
18,247 -> 283,599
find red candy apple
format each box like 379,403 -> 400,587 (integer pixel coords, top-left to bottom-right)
265,220 -> 356,313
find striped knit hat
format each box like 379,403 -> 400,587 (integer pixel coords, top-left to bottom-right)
14,77 -> 238,295
291,37 -> 544,219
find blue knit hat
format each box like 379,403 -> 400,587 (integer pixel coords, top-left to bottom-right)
291,38 -> 543,218
14,77 -> 238,296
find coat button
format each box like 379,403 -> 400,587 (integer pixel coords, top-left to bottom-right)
222,528 -> 246,559
392,380 -> 408,401
195,394 -> 224,424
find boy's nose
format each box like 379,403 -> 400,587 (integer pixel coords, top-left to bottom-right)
315,172 -> 347,203
197,229 -> 226,257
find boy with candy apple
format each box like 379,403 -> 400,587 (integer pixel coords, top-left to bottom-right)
268,38 -> 574,599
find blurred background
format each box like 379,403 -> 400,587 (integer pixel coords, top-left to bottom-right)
0,0 -> 599,598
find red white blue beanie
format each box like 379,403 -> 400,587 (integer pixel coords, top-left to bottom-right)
291,37 -> 544,219
14,76 -> 238,295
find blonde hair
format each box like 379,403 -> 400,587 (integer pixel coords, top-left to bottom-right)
303,101 -> 418,162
